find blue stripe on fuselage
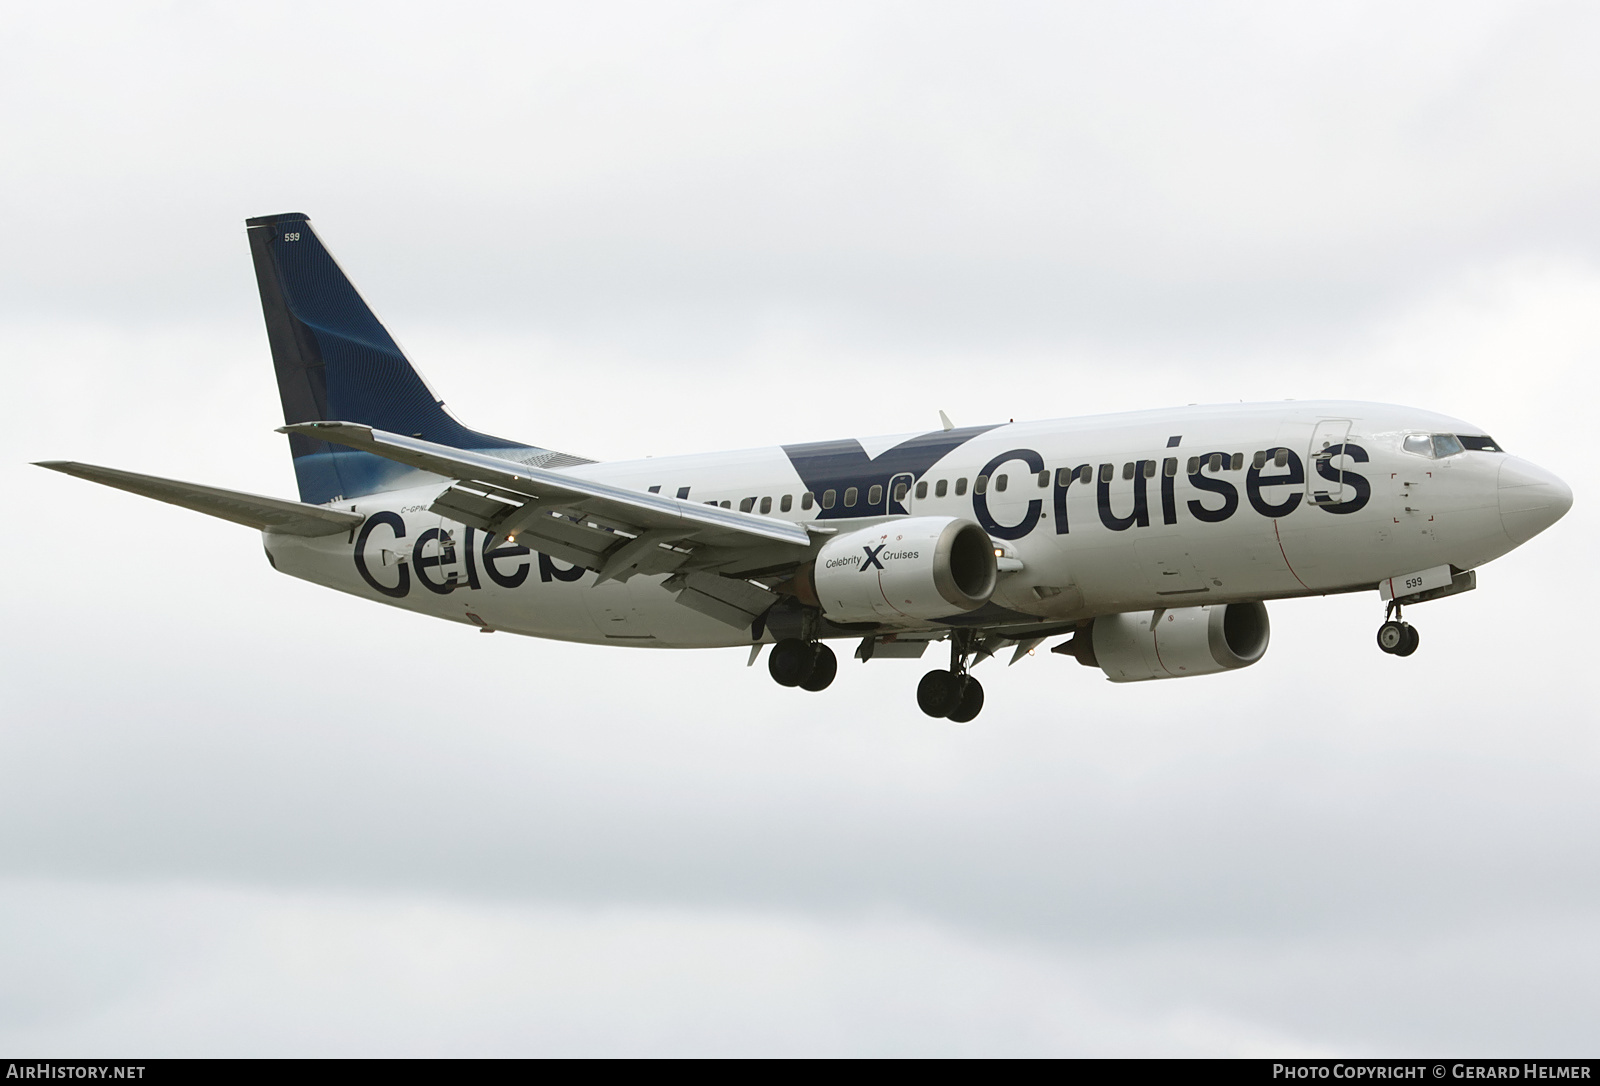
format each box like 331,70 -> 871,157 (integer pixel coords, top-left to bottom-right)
782,424 -> 1000,518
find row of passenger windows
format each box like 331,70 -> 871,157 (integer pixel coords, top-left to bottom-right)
675,450 -> 1309,516
656,434 -> 1505,515
733,493 -> 811,514
671,437 -> 1502,513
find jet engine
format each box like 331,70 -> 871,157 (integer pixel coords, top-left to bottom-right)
1057,602 -> 1270,682
809,516 -> 997,625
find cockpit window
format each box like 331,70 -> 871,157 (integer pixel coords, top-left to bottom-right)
1403,433 -> 1476,459
1458,435 -> 1504,452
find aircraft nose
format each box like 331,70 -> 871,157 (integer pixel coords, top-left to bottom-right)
1498,457 -> 1573,546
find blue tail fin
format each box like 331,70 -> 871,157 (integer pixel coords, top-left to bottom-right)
246,212 -> 584,504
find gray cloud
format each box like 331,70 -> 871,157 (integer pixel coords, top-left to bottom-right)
5,2 -> 1600,340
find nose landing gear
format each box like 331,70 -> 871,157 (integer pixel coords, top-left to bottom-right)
768,638 -> 838,691
917,633 -> 985,722
1376,601 -> 1420,657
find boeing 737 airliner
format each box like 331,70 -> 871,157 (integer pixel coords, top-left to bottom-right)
37,213 -> 1574,722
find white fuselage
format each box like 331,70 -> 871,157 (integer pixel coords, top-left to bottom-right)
262,400 -> 1563,648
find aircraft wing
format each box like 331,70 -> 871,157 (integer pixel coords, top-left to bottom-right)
278,421 -> 816,582
35,461 -> 364,537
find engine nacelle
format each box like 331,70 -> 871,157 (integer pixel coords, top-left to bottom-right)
1061,602 -> 1270,682
812,517 -> 997,625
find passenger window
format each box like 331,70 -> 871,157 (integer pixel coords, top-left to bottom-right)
821,490 -> 836,510
1432,434 -> 1464,458
1055,467 -> 1073,487
997,474 -> 1009,492
936,479 -> 948,498
975,475 -> 988,494
801,492 -> 814,510
955,478 -> 968,496
1252,451 -> 1267,469
1078,465 -> 1092,484
893,481 -> 908,502
1231,453 -> 1243,471
1142,460 -> 1156,478
759,496 -> 772,514
915,481 -> 927,500
1163,457 -> 1178,477
1273,448 -> 1288,468
1121,462 -> 1135,481
1099,464 -> 1113,483
720,500 -> 732,509
868,484 -> 883,505
1208,453 -> 1223,473
780,494 -> 792,512
739,497 -> 755,512
1037,470 -> 1050,488
844,487 -> 858,507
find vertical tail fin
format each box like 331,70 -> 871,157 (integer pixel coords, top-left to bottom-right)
247,212 -> 578,504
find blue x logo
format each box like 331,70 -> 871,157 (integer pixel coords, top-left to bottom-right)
861,544 -> 885,571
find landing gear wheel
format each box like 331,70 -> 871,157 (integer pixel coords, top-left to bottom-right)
946,677 -> 985,723
768,638 -> 812,687
1376,621 -> 1406,654
917,670 -> 961,717
799,643 -> 837,691
1395,624 -> 1420,657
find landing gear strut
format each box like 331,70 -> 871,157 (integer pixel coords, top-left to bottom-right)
768,638 -> 837,691
917,633 -> 985,722
1376,601 -> 1420,657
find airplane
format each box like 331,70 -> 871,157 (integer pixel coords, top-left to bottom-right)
36,213 -> 1574,723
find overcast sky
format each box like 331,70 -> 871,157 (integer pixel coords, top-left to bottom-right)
2,0 -> 1597,1056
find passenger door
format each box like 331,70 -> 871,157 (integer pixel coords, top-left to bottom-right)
1306,419 -> 1353,507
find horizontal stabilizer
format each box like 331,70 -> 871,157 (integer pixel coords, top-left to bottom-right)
35,461 -> 364,536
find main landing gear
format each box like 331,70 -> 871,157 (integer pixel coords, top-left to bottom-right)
768,638 -> 838,692
917,633 -> 985,723
1376,600 -> 1420,657
766,625 -> 986,722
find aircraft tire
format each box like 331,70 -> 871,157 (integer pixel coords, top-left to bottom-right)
1394,624 -> 1420,657
946,677 -> 984,723
1376,621 -> 1406,654
917,670 -> 961,717
800,644 -> 837,691
769,638 -> 812,687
